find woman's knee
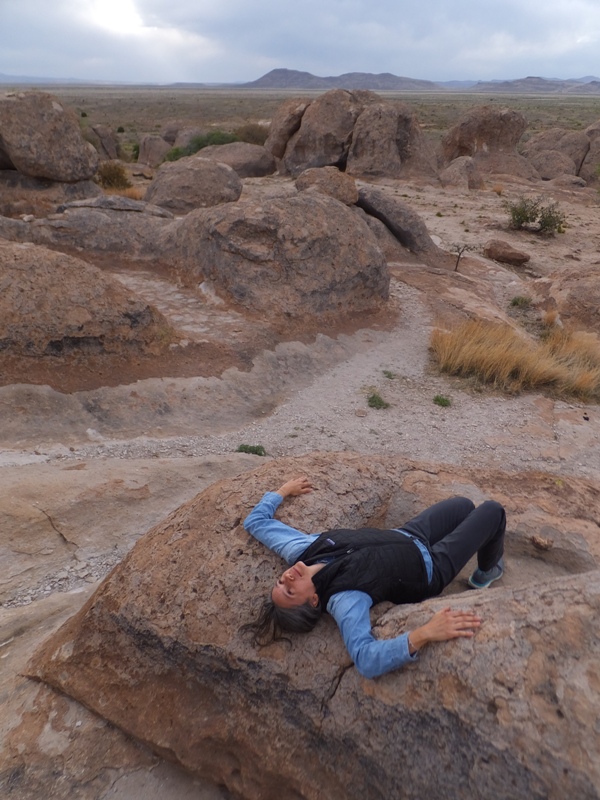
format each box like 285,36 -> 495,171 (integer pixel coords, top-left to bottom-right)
453,496 -> 476,516
479,500 -> 506,524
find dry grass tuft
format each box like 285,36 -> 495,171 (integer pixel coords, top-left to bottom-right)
430,319 -> 600,400
103,186 -> 145,200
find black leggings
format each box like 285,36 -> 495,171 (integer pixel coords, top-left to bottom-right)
402,496 -> 506,596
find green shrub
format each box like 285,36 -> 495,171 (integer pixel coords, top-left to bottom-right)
510,296 -> 532,307
236,444 -> 267,456
117,125 -> 125,133
131,143 -> 140,161
433,394 -> 451,407
164,130 -> 239,162
95,161 -> 131,189
367,392 -> 390,409
504,196 -> 565,235
81,111 -> 87,118
382,370 -> 396,379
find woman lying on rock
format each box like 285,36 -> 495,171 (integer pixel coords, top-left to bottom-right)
244,476 -> 505,679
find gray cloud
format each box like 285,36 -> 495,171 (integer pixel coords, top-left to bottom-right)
0,0 -> 599,83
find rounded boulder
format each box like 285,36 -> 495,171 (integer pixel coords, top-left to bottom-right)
144,156 -> 242,214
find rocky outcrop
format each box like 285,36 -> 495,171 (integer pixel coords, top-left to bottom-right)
580,119 -> 600,183
198,142 -> 276,177
0,240 -> 170,357
440,106 -> 538,179
346,102 -> 436,178
144,156 -> 242,214
439,156 -> 484,190
282,89 -> 371,175
0,91 -> 98,182
0,171 -> 101,218
138,134 -> 171,167
28,453 -> 600,800
536,266 -> 600,333
483,239 -> 531,266
357,186 -> 454,269
295,166 -> 359,205
86,124 -> 121,161
527,149 -> 577,180
521,129 -> 590,174
264,97 -> 311,160
175,192 -> 388,318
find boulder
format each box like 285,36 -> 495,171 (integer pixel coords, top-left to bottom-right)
264,97 -> 311,159
27,452 -> 600,800
295,166 -> 359,205
282,89 -> 370,176
440,106 -> 528,163
161,121 -> 183,145
0,170 -> 101,218
87,124 -> 121,161
357,186 -> 454,269
138,134 -> 171,167
355,208 -> 416,262
175,192 -> 388,318
537,267 -> 600,333
144,156 -> 242,214
198,142 -> 276,177
346,102 -> 436,178
580,122 -> 600,182
483,239 -> 531,266
521,129 -> 590,174
439,156 -> 485,190
0,91 -> 99,182
527,149 -> 577,180
0,240 -> 169,356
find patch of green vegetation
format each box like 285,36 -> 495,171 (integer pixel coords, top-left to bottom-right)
436,211 -> 443,217
433,394 -> 452,407
382,370 -> 396,379
367,392 -> 390,410
504,196 -> 565,235
95,161 -> 131,189
510,296 -> 532,307
165,130 -> 239,161
236,444 -> 267,456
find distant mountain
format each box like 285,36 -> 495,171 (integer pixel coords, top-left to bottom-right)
469,75 -> 600,94
242,68 -> 441,91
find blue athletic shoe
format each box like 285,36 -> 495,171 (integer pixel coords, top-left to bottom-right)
468,558 -> 504,589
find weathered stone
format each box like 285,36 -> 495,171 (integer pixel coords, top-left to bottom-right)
295,166 -> 358,205
161,120 -> 182,145
144,156 -> 242,214
483,239 -> 531,266
0,91 -> 98,182
56,195 -> 174,218
264,97 -> 311,159
346,102 -> 436,178
282,89 -> 370,176
138,134 -> 171,167
527,149 -> 577,180
0,171 -> 101,218
87,124 -> 121,161
0,240 -> 169,357
536,266 -> 600,333
198,142 -> 276,177
27,453 -> 600,800
521,129 -> 590,174
357,186 -> 454,269
175,192 -> 388,318
354,207 -> 416,262
440,106 -> 528,162
580,123 -> 600,182
439,156 -> 485,190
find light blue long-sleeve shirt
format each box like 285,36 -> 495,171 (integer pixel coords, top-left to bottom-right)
244,491 -> 432,679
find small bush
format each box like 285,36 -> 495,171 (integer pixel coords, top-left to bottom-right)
367,392 -> 390,409
382,370 -> 396,379
236,444 -> 267,456
433,394 -> 451,407
504,196 -> 565,235
95,161 -> 131,190
117,125 -> 125,133
235,122 -> 269,145
510,296 -> 532,307
164,130 -> 239,162
81,111 -> 87,118
131,143 -> 140,161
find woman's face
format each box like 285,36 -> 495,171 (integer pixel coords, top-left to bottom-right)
272,561 -> 319,609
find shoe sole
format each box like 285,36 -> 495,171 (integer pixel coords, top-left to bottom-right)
468,571 -> 503,589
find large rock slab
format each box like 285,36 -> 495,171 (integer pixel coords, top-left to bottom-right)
357,186 -> 454,268
521,128 -> 590,174
138,134 -> 171,167
27,453 -> 600,800
0,240 -> 169,357
199,142 -> 276,177
264,97 -> 311,160
0,91 -> 98,182
295,166 -> 359,205
346,102 -> 436,178
282,89 -> 370,176
144,156 -> 242,213
175,192 -> 389,318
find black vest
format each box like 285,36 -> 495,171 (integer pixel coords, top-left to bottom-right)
300,528 -> 429,607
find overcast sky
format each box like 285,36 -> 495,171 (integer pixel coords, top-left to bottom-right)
1,0 -> 599,84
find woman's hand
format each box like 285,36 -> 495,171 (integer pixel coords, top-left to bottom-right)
408,607 -> 481,654
275,476 -> 313,498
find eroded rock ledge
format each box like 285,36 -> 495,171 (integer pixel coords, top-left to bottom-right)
27,453 -> 600,800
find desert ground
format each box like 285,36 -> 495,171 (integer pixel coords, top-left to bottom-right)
1,88 -> 599,799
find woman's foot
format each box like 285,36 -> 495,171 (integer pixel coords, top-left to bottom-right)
468,558 -> 504,589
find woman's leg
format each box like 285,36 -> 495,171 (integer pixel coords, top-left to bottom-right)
401,496 -> 476,546
428,500 -> 506,594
